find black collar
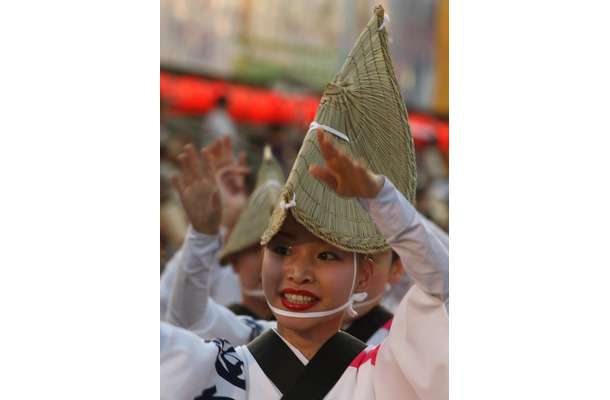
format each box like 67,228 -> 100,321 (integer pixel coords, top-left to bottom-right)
343,304 -> 394,342
247,329 -> 367,399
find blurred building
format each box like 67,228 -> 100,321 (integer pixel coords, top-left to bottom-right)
160,0 -> 448,117
159,0 -> 449,250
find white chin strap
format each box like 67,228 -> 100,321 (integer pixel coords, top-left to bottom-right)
352,292 -> 383,309
353,283 -> 392,309
243,289 -> 266,297
267,253 -> 367,319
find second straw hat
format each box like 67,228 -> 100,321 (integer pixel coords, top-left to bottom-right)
261,5 -> 417,254
219,145 -> 285,265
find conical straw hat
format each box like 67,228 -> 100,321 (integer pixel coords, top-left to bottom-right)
261,5 -> 416,254
219,145 -> 285,265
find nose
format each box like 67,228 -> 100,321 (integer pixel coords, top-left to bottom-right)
285,253 -> 314,285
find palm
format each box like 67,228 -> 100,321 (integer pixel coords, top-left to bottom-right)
171,143 -> 221,234
205,136 -> 251,230
309,128 -> 384,199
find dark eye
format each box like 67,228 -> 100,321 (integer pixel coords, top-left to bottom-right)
318,252 -> 340,261
271,245 -> 292,256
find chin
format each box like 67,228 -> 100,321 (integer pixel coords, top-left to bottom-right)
254,296 -> 269,304
275,309 -> 343,334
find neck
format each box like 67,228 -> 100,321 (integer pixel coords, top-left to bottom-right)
241,294 -> 273,320
276,318 -> 341,360
341,297 -> 382,328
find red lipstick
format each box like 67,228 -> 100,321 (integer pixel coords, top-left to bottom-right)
280,288 -> 320,311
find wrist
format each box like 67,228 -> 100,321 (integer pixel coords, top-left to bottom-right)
367,174 -> 385,198
191,223 -> 220,236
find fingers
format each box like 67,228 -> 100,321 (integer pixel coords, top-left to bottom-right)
206,139 -> 222,170
199,147 -> 216,181
317,128 -> 360,172
184,143 -> 204,181
176,153 -> 193,186
207,136 -> 234,172
169,173 -> 185,198
208,141 -> 219,168
314,127 -> 382,198
220,135 -> 232,159
209,138 -> 223,156
309,165 -> 338,191
218,166 -> 252,180
176,142 -> 216,189
313,128 -> 347,190
201,145 -> 221,175
316,128 -> 350,171
210,187 -> 221,210
237,151 -> 247,167
316,128 -> 338,162
220,141 -> 234,170
218,165 -> 251,194
354,159 -> 370,180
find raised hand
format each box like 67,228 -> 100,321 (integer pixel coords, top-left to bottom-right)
206,136 -> 251,231
309,127 -> 384,199
170,143 -> 222,235
206,135 -> 235,172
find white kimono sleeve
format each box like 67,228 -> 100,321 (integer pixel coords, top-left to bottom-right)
161,321 -> 248,400
358,177 -> 449,400
165,225 -> 224,328
160,247 -> 180,321
161,227 -> 241,323
165,225 -> 276,344
357,178 -> 449,301
380,210 -> 449,313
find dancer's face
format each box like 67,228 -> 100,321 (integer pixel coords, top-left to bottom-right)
262,214 -> 372,331
347,251 -> 404,320
230,245 -> 264,297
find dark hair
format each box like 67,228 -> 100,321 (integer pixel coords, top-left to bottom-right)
390,251 -> 399,264
217,96 -> 228,108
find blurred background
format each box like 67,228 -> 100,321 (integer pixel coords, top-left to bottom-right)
160,0 -> 449,270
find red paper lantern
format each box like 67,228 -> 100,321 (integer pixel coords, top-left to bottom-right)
171,76 -> 217,113
295,97 -> 321,128
408,113 -> 437,147
160,72 -> 177,99
273,94 -> 297,125
436,121 -> 449,154
226,85 -> 252,121
247,90 -> 275,124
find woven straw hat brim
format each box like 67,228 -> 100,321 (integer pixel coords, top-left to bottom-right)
261,6 -> 416,254
219,146 -> 285,265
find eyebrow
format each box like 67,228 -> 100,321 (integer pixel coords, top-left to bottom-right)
275,230 -> 297,240
275,229 -> 333,248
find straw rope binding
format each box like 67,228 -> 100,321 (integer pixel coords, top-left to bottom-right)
261,5 -> 416,254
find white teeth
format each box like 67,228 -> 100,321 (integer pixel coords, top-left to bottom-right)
283,293 -> 316,304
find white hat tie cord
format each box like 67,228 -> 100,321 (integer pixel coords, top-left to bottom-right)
308,122 -> 350,143
243,289 -> 266,297
352,292 -> 383,309
266,253 -> 367,319
378,14 -> 390,30
280,193 -> 297,210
